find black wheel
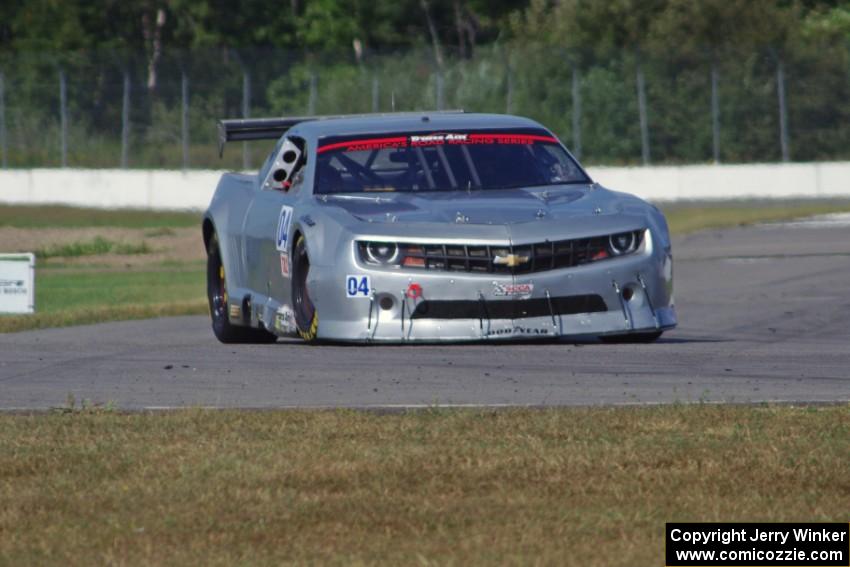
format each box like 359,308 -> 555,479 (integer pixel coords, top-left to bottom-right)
292,234 -> 318,342
600,331 -> 663,344
206,233 -> 276,344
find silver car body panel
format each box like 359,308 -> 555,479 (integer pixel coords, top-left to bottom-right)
203,113 -> 676,342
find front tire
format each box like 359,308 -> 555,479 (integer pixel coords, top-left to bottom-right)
206,233 -> 276,344
292,234 -> 318,342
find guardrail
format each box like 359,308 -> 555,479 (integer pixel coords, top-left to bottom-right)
0,163 -> 848,210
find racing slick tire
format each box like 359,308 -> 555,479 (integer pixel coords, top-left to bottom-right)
292,234 -> 319,343
207,233 -> 276,344
599,331 -> 663,344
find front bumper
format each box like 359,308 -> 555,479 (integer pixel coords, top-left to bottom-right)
307,233 -> 676,342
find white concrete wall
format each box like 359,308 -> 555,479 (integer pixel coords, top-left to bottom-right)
589,162 -> 850,202
0,163 -> 848,210
0,169 -> 224,210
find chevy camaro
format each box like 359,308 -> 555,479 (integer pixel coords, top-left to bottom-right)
203,111 -> 676,343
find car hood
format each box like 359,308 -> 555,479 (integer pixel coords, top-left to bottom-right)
318,185 -> 633,225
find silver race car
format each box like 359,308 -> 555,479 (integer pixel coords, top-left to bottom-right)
203,111 -> 676,343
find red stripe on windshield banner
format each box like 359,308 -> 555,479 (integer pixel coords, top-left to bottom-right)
317,136 -> 408,154
317,133 -> 559,153
467,133 -> 558,144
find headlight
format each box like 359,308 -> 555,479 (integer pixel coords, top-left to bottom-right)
608,231 -> 639,256
363,242 -> 400,265
358,241 -> 428,268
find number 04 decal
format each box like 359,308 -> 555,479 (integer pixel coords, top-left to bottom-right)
345,275 -> 371,298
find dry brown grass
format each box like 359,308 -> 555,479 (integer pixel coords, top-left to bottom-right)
0,226 -> 205,267
661,199 -> 850,234
0,405 -> 847,566
0,205 -> 200,229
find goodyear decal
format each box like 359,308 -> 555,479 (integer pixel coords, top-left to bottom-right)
486,326 -> 550,337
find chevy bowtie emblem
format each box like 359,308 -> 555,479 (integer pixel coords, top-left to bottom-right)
493,253 -> 530,267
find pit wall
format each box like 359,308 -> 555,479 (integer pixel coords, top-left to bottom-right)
0,162 -> 848,210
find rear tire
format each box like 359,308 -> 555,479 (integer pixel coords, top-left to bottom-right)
599,331 -> 663,344
206,233 -> 276,344
292,234 -> 318,342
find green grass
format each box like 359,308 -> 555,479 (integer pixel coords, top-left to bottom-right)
35,236 -> 153,259
0,268 -> 207,333
0,301 -> 209,333
0,205 -> 201,229
35,269 -> 205,312
0,405 -> 846,565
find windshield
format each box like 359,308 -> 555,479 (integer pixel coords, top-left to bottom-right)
314,128 -> 589,194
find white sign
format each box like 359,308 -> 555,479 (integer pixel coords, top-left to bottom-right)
0,253 -> 35,314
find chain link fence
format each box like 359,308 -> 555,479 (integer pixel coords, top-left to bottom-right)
0,44 -> 848,170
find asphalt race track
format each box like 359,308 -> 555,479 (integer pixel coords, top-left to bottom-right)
2,217 -> 849,410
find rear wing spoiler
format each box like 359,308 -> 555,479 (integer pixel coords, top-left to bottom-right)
217,110 -> 465,157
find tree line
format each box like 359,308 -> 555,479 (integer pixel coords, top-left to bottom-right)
3,1 -> 849,87
0,1 -> 848,168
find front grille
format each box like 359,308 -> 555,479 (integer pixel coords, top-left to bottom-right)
410,294 -> 607,320
358,230 -> 643,275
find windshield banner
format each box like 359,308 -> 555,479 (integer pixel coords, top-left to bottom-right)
318,131 -> 558,154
